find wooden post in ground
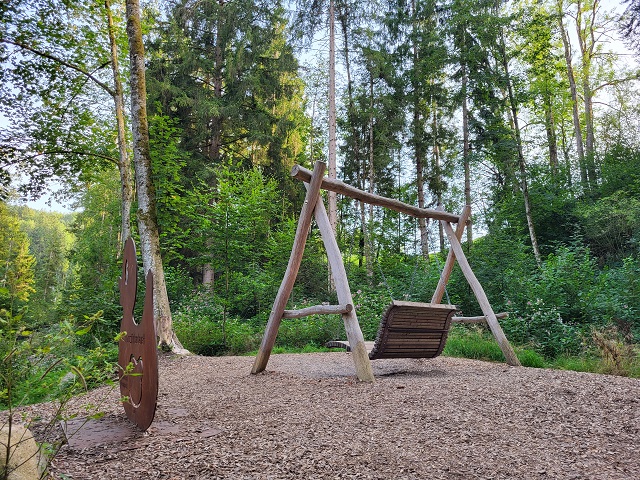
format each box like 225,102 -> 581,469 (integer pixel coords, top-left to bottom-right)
309,183 -> 375,382
251,162 -> 327,375
441,221 -> 521,367
431,205 -> 471,304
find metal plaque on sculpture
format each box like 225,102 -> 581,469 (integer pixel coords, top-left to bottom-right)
118,238 -> 158,431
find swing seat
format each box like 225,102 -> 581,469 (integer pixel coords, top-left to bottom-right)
326,301 -> 457,359
368,301 -> 457,360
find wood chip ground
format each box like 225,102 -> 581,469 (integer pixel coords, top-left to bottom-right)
30,353 -> 640,479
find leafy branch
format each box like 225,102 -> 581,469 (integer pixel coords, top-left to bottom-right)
0,38 -> 115,97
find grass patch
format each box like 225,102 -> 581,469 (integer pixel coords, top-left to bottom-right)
548,355 -> 602,374
443,331 -> 504,362
443,326 -> 546,368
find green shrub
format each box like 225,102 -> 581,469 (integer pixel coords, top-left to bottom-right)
593,257 -> 640,342
224,320 -> 262,354
174,316 -> 225,355
590,326 -> 639,377
275,315 -> 344,349
349,287 -> 392,340
502,300 -> 582,358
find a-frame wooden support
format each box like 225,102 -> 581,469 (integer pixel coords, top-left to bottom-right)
431,206 -> 520,366
251,161 -> 375,381
252,162 -> 520,382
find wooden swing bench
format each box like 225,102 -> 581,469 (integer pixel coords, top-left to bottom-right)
327,301 -> 457,359
251,161 -> 521,382
325,305 -> 511,359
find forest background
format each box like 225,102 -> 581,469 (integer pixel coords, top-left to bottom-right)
2,0 -> 640,408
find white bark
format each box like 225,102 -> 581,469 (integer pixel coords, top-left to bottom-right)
125,0 -> 187,353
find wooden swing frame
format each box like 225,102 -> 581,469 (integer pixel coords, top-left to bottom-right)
251,161 -> 521,382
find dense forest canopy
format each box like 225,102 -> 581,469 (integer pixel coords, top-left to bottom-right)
1,0 -> 639,385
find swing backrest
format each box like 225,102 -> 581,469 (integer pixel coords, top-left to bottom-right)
368,300 -> 457,360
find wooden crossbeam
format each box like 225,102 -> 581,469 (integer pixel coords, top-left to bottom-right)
282,304 -> 353,319
291,165 -> 461,223
452,312 -> 509,324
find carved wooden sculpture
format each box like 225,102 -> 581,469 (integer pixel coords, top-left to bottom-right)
118,238 -> 158,431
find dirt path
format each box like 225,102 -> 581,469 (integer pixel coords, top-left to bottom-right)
45,353 -> 639,479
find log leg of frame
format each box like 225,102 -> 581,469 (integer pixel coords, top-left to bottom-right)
431,205 -> 471,304
251,161 -> 327,374
309,184 -> 375,382
441,221 -> 522,367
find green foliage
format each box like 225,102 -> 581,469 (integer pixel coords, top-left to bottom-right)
0,203 -> 36,312
163,265 -> 194,310
1,308 -> 117,409
58,171 -> 122,347
593,257 -> 640,341
146,0 -> 308,190
577,192 -> 640,260
13,206 -> 74,328
349,286 -> 391,340
599,144 -> 640,197
501,301 -> 582,358
443,325 -> 544,367
1,0 -> 122,197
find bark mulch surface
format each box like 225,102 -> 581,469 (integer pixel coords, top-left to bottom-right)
37,353 -> 640,479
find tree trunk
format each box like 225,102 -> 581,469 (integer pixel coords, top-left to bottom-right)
366,73 -> 375,277
202,0 -> 226,286
411,0 -> 429,259
576,0 -> 598,190
125,0 -> 185,352
499,28 -> 542,266
462,62 -> 472,248
543,92 -> 559,177
559,120 -> 573,188
105,0 -> 133,253
337,4 -> 371,278
432,98 -> 445,253
328,0 -> 337,236
557,1 -> 587,188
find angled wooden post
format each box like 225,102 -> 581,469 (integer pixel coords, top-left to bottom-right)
432,205 -> 472,304
308,183 -> 375,382
251,161 -> 327,375
441,221 -> 521,367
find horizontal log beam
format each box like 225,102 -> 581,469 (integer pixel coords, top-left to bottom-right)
282,303 -> 353,319
452,312 -> 509,324
291,165 -> 461,223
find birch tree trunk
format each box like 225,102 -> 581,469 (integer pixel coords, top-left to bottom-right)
338,5 -> 372,278
576,0 -> 598,190
105,0 -> 133,253
499,28 -> 542,266
557,0 -> 588,188
125,0 -> 186,352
